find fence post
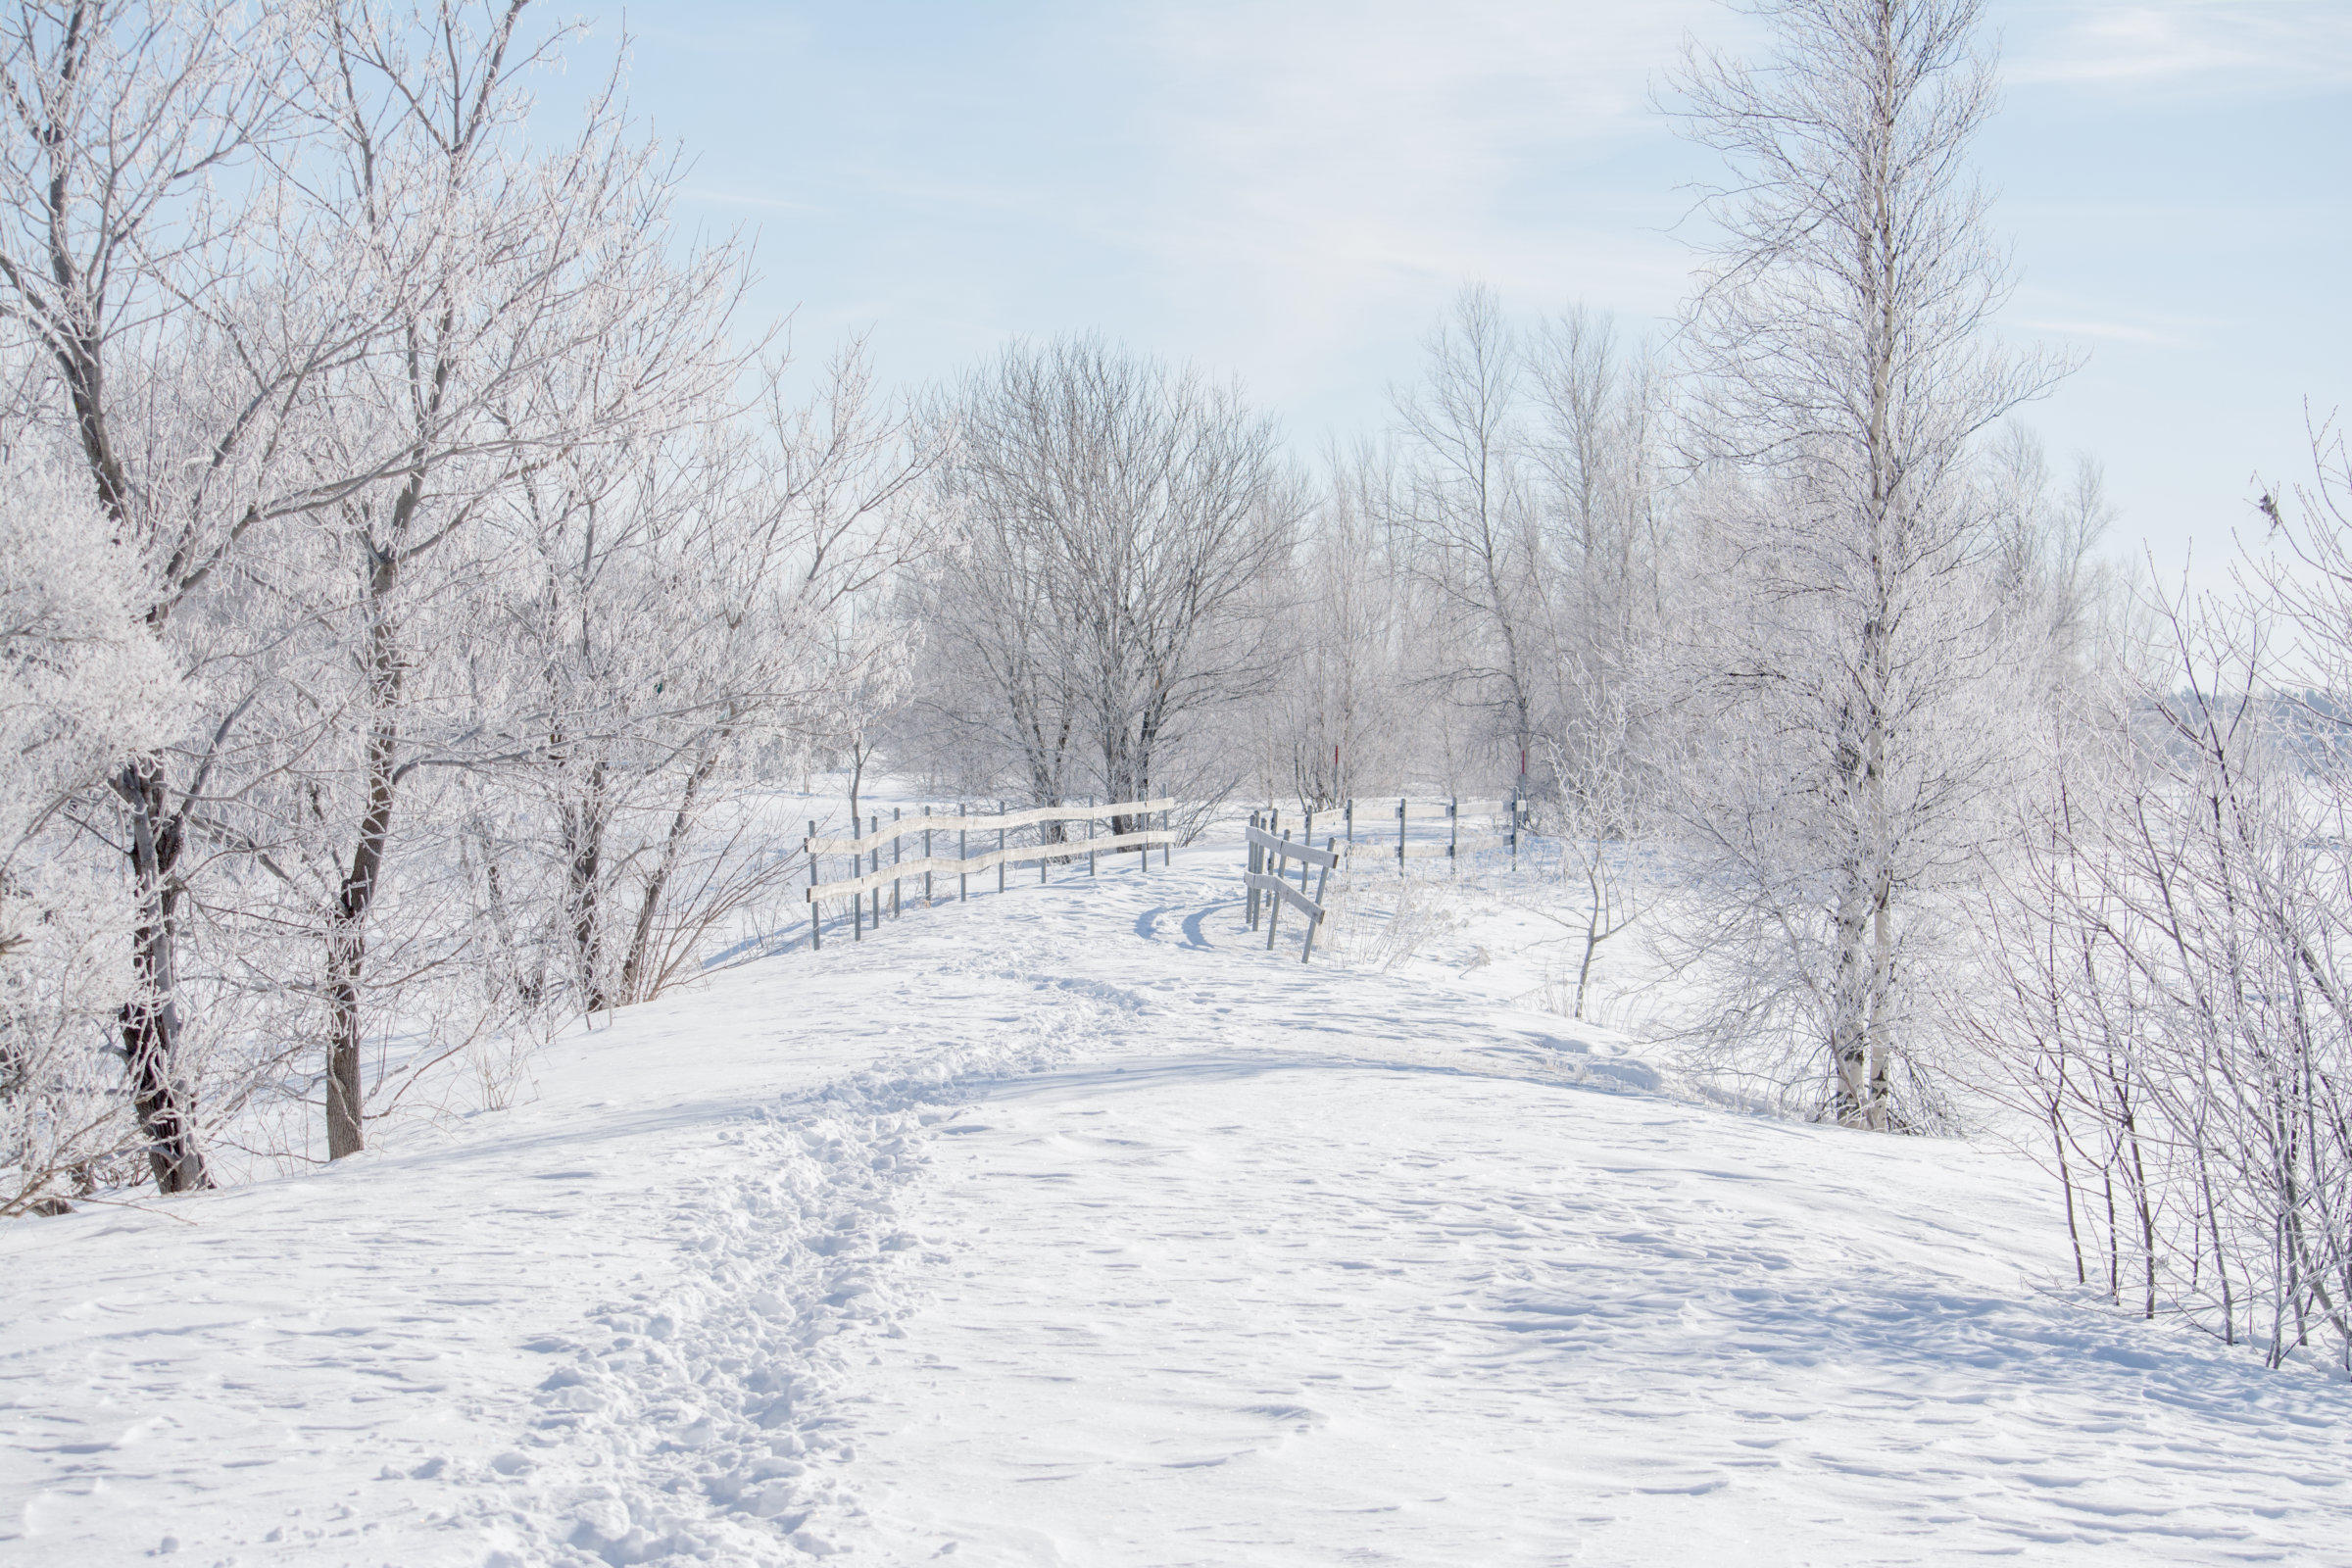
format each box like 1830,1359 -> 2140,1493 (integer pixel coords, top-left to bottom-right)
1509,796 -> 1520,873
1396,797 -> 1405,865
998,802 -> 1006,895
924,806 -> 934,906
892,807 -> 903,917
959,805 -> 968,903
1163,804 -> 1172,869
869,815 -> 881,929
1301,809 -> 1313,890
807,821 -> 821,951
1267,828 -> 1290,950
853,811 -> 862,943
1449,797 -> 1458,875
1246,810 -> 1259,928
1346,798 -> 1353,847
1041,802 -> 1050,886
1301,840 -> 1335,964
1088,796 -> 1098,877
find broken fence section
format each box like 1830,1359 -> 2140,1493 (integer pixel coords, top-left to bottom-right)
1244,818 -> 1338,962
1243,796 -> 1530,963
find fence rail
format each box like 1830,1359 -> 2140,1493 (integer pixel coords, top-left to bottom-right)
808,798 -> 1175,856
804,798 -> 1175,949
811,829 -> 1173,898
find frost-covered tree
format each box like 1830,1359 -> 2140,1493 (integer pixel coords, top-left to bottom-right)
1386,285 -> 1545,784
1247,446 -> 1420,808
920,335 -> 1296,831
490,345 -> 936,1015
1667,0 -> 2065,1128
0,454 -> 184,1211
0,2 -> 935,1197
0,0 -> 344,1191
267,0 -> 750,1159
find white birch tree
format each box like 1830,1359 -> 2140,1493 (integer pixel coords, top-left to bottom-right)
1669,0 -> 2064,1128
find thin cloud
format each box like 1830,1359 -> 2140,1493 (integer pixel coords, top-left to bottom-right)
2019,317 -> 2185,347
2007,1 -> 2352,92
1098,1 -> 1717,402
679,186 -> 827,217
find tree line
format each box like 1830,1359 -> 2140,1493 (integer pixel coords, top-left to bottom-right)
0,0 -> 933,1200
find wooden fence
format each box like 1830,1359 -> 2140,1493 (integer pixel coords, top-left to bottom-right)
1242,796 -> 1527,964
1257,797 -> 1526,868
804,798 -> 1176,948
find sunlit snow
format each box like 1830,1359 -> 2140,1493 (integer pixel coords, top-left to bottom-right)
7,829 -> 2347,1565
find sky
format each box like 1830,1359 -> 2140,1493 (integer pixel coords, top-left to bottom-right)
532,0 -> 2349,584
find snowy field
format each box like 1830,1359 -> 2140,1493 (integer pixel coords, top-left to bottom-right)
6,839 -> 2352,1566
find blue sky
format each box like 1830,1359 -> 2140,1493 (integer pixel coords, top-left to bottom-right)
537,1 -> 2348,580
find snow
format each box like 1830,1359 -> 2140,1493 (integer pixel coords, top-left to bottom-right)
7,838 -> 2352,1565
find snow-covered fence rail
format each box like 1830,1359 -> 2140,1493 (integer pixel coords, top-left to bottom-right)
803,798 -> 1176,948
1244,817 -> 1338,962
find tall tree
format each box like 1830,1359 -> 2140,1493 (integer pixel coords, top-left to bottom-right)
0,452 -> 184,1212
283,0 -> 743,1158
0,0 -> 348,1190
1387,284 -> 1547,787
1672,0 -> 2063,1129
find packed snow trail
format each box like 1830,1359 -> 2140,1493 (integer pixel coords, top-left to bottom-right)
6,845 -> 2352,1565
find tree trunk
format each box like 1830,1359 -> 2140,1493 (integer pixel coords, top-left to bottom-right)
322,527 -> 412,1160
1829,858 -> 1875,1125
324,620 -> 404,1159
618,743 -> 721,1004
323,918 -> 368,1161
115,756 -> 210,1194
564,760 -> 610,1010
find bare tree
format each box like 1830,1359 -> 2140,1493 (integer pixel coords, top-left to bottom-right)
1523,301 -> 1680,820
1965,538 -> 2352,1367
266,0 -> 751,1158
1668,0 -> 2065,1129
1533,719 -> 1647,1022
1982,420 -> 2120,668
1250,444 -> 1417,808
495,342 -> 934,1014
0,0 -> 357,1191
927,334 -> 1296,830
1387,284 -> 1548,788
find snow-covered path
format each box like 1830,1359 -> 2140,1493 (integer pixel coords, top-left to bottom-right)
8,847 -> 2352,1565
